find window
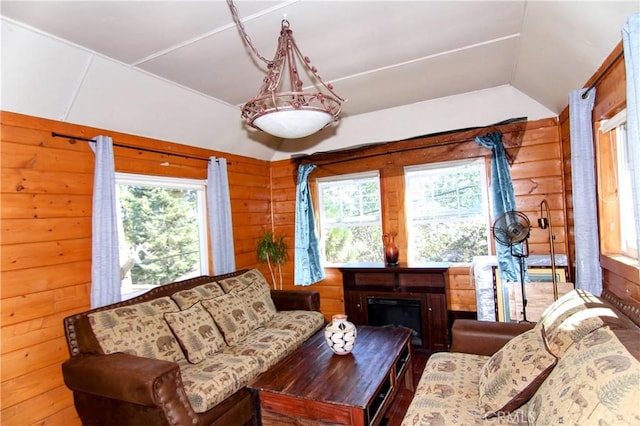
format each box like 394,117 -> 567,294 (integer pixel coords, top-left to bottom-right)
317,172 -> 383,265
597,109 -> 638,260
404,159 -> 490,263
116,173 -> 209,298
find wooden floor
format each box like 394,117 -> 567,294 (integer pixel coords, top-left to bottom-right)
383,350 -> 430,426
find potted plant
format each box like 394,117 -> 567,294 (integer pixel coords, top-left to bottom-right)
256,230 -> 288,290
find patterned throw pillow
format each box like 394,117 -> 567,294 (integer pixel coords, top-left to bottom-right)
233,277 -> 277,326
171,281 -> 225,309
218,276 -> 247,293
537,289 -> 596,329
528,327 -> 640,425
164,302 -> 226,364
88,297 -> 185,362
201,293 -> 259,346
219,269 -> 271,293
536,289 -> 635,357
478,328 -> 557,418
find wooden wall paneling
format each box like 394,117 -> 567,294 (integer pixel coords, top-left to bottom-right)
1,336 -> 69,382
268,159 -> 294,290
380,165 -> 406,263
509,141 -> 561,164
2,217 -> 92,245
1,362 -> 65,409
1,168 -> 93,195
311,268 -> 346,321
592,52 -> 627,121
1,384 -> 75,425
447,265 -> 476,312
510,158 -> 562,180
1,193 -> 93,219
448,292 -> 478,313
2,238 -> 92,273
230,156 -> 273,275
0,111 -> 273,424
2,284 -> 88,328
0,129 -> 92,171
234,237 -> 262,258
511,175 -> 565,196
1,307 -> 83,355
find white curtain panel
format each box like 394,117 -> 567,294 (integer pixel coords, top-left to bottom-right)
569,90 -> 602,295
90,135 -> 121,308
622,13 -> 640,267
207,157 -> 236,274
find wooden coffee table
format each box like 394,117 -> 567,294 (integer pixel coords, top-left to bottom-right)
249,325 -> 413,425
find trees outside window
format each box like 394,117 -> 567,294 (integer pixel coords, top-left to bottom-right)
116,173 -> 208,297
405,159 -> 490,263
318,172 -> 383,265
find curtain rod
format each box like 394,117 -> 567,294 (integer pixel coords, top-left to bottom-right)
581,49 -> 624,99
51,132 -> 228,163
308,138 -> 470,167
303,117 -> 527,167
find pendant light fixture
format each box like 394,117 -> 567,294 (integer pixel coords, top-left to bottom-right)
227,0 -> 345,139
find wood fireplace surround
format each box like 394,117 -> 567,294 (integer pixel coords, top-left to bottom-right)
339,262 -> 450,351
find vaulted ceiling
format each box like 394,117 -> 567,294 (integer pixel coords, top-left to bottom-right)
1,1 -> 637,160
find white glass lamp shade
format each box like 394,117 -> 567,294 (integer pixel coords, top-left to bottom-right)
253,109 -> 333,139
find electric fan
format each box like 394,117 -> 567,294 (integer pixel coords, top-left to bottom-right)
492,210 -> 532,322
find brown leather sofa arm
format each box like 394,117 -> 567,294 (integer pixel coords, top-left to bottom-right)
450,319 -> 535,356
62,353 -> 200,425
271,290 -> 320,312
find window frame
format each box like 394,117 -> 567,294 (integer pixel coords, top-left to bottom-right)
115,172 -> 210,297
316,170 -> 383,266
596,109 -> 638,261
403,158 -> 491,264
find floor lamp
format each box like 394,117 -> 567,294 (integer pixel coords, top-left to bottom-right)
538,200 -> 558,301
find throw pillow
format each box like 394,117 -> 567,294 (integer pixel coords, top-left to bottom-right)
164,302 -> 226,364
218,269 -> 271,293
528,327 -> 640,425
536,289 -> 636,357
233,278 -> 277,326
218,276 -> 247,293
478,328 -> 557,418
201,293 -> 259,346
88,297 -> 185,363
171,281 -> 225,309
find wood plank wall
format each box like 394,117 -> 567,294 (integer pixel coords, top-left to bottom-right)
559,42 -> 640,302
0,111 -> 272,425
270,117 -> 568,321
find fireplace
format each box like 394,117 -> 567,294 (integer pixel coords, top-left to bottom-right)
341,264 -> 450,351
367,297 -> 423,348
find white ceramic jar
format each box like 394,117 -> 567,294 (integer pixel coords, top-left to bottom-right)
324,314 -> 357,355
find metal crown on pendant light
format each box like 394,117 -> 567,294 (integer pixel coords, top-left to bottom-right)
227,0 -> 345,139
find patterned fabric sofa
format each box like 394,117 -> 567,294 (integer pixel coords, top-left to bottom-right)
62,269 -> 325,426
402,289 -> 640,425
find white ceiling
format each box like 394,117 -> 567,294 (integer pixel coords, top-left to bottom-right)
1,1 -> 637,160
